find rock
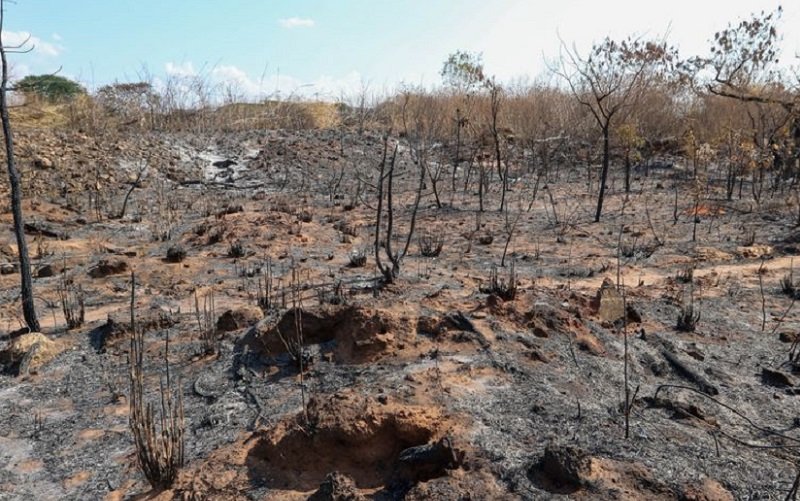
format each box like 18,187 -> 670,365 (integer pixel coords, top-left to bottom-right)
593,278 -> 624,323
443,311 -> 477,333
165,245 -> 187,263
526,349 -> 550,363
762,367 -> 795,387
680,478 -> 735,501
416,316 -> 441,335
530,445 -> 591,491
626,303 -> 642,323
736,245 -> 773,259
36,263 -> 63,278
212,159 -> 237,169
0,244 -> 15,257
0,263 -> 17,275
88,258 -> 129,278
576,333 -> 605,355
695,247 -> 733,261
34,156 -> 54,169
24,222 -> 67,239
216,305 -> 264,332
0,332 -> 63,376
397,436 -> 465,482
307,472 -> 365,501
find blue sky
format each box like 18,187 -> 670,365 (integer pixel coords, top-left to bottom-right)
4,0 -> 798,100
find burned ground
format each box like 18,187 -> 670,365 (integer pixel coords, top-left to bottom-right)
0,125 -> 799,500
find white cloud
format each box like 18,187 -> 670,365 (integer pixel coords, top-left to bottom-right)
218,66 -> 364,101
10,63 -> 31,80
162,61 -> 364,102
52,33 -> 62,41
164,61 -> 197,77
2,31 -> 62,57
279,17 -> 315,29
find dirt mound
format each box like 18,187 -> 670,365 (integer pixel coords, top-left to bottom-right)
246,390 -> 450,492
484,292 -> 608,355
403,468 -> 509,500
529,445 -> 677,499
216,305 -> 263,332
248,304 -> 414,363
94,307 -> 179,351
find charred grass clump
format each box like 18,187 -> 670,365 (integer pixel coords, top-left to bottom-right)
128,274 -> 185,490
480,262 -> 518,301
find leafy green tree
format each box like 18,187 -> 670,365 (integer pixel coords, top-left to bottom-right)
15,74 -> 85,102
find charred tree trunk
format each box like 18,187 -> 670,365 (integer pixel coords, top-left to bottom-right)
624,149 -> 631,194
0,3 -> 39,331
595,126 -> 611,222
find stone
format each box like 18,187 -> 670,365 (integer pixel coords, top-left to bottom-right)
695,247 -> 733,261
88,258 -> 129,278
34,156 -> 54,169
736,245 -> 773,259
308,472 -> 364,501
0,332 -> 63,376
594,278 -> 624,323
36,264 -> 62,278
165,245 -> 187,263
532,445 -> 590,490
762,367 -> 795,388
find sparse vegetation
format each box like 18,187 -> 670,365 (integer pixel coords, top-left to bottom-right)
418,232 -> 444,258
58,274 -> 84,330
4,4 -> 800,500
480,262 -> 517,301
675,303 -> 701,332
128,274 -> 185,490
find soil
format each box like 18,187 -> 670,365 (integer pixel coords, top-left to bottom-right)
0,125 -> 799,500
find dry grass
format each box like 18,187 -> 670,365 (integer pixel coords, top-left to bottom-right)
128,275 -> 185,490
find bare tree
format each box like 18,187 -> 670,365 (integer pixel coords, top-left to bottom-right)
685,7 -> 799,203
374,136 -> 423,284
487,79 -> 508,211
0,0 -> 39,331
441,51 -> 484,199
554,36 -> 675,221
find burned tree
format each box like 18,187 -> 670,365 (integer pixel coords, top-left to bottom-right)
374,136 -> 423,284
441,51 -> 484,197
686,7 -> 799,204
554,36 -> 675,222
0,0 -> 39,331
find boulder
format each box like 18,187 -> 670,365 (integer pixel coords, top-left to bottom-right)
0,332 -> 63,376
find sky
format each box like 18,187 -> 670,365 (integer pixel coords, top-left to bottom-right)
3,0 -> 798,101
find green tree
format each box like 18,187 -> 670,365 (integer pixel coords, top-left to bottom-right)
15,74 -> 85,102
440,50 -> 485,92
